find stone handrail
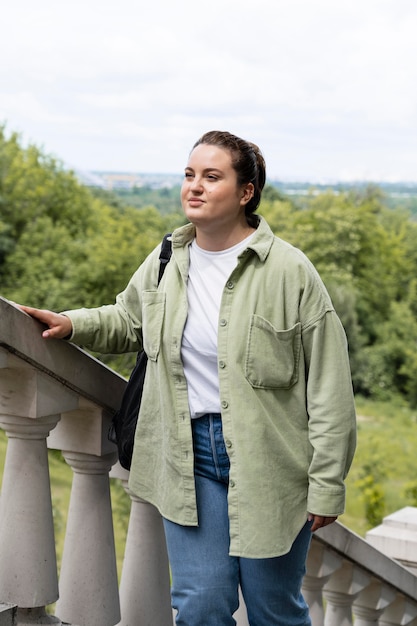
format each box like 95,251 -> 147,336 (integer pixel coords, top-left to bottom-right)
1,295 -> 417,626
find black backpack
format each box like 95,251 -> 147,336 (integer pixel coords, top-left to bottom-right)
108,234 -> 172,469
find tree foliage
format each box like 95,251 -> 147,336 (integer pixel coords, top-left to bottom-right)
0,126 -> 184,313
259,187 -> 417,406
1,125 -> 417,404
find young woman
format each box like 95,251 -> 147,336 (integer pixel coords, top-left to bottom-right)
20,131 -> 356,625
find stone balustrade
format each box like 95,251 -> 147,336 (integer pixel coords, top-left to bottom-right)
1,295 -> 417,626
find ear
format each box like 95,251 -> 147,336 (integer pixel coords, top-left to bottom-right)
240,182 -> 254,206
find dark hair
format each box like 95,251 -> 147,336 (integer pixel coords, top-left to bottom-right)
192,130 -> 266,227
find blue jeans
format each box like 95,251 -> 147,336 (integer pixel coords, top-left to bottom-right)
163,414 -> 312,626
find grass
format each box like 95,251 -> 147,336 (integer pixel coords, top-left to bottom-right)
339,395 -> 417,535
1,395 -> 417,577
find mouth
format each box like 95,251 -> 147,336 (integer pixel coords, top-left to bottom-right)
188,197 -> 205,207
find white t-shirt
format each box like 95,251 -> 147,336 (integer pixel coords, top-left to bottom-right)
182,233 -> 255,418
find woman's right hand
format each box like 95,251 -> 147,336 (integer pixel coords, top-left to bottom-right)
17,305 -> 73,340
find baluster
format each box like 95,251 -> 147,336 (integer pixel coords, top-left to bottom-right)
302,539 -> 343,626
116,473 -> 173,626
379,595 -> 417,626
56,451 -> 120,626
352,579 -> 396,626
0,416 -> 60,625
322,560 -> 370,626
0,360 -> 78,625
234,588 -> 250,626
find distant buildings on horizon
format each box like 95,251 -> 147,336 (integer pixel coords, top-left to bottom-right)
75,169 -> 417,198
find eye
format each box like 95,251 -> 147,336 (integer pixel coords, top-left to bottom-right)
207,174 -> 218,181
184,172 -> 194,179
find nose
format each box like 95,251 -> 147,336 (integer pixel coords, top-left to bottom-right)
190,176 -> 204,193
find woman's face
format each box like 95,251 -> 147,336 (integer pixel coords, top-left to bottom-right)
181,143 -> 253,232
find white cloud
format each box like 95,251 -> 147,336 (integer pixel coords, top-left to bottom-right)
1,0 -> 417,179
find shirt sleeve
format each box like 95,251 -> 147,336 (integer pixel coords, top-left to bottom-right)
63,299 -> 142,354
302,310 -> 357,516
62,248 -> 161,354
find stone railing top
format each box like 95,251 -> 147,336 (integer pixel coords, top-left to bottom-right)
315,520 -> 417,600
0,296 -> 126,413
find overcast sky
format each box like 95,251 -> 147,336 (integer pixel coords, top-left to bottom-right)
1,0 -> 416,182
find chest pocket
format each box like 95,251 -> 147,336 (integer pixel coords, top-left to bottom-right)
142,290 -> 166,361
245,315 -> 301,389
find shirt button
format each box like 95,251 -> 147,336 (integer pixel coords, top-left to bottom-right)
226,281 -> 234,289
219,318 -> 227,327
225,439 -> 232,448
219,360 -> 226,369
221,400 -> 228,409
230,480 -> 235,488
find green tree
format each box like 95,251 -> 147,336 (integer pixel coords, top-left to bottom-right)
3,124 -> 417,402
0,127 -> 182,315
259,188 -> 417,403
0,127 -> 91,242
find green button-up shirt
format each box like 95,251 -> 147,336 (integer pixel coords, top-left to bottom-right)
65,217 -> 356,558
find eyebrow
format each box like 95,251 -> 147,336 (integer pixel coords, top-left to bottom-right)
184,167 -> 224,174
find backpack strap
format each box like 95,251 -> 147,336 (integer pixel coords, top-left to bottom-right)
158,233 -> 172,283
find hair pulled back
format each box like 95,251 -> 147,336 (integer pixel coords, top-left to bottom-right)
192,130 -> 266,227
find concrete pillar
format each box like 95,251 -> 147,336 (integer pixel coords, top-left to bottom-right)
0,415 -> 61,611
322,560 -> 370,626
352,580 -> 396,626
303,540 -> 343,626
366,507 -> 417,574
117,487 -> 172,626
378,595 -> 417,626
56,451 -> 119,626
0,361 -> 78,622
233,589 -> 250,626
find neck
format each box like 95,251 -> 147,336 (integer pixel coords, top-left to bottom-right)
194,223 -> 256,252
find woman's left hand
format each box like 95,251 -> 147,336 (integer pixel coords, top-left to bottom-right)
308,514 -> 338,532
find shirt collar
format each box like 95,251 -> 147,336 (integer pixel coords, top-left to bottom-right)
171,216 -> 274,263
